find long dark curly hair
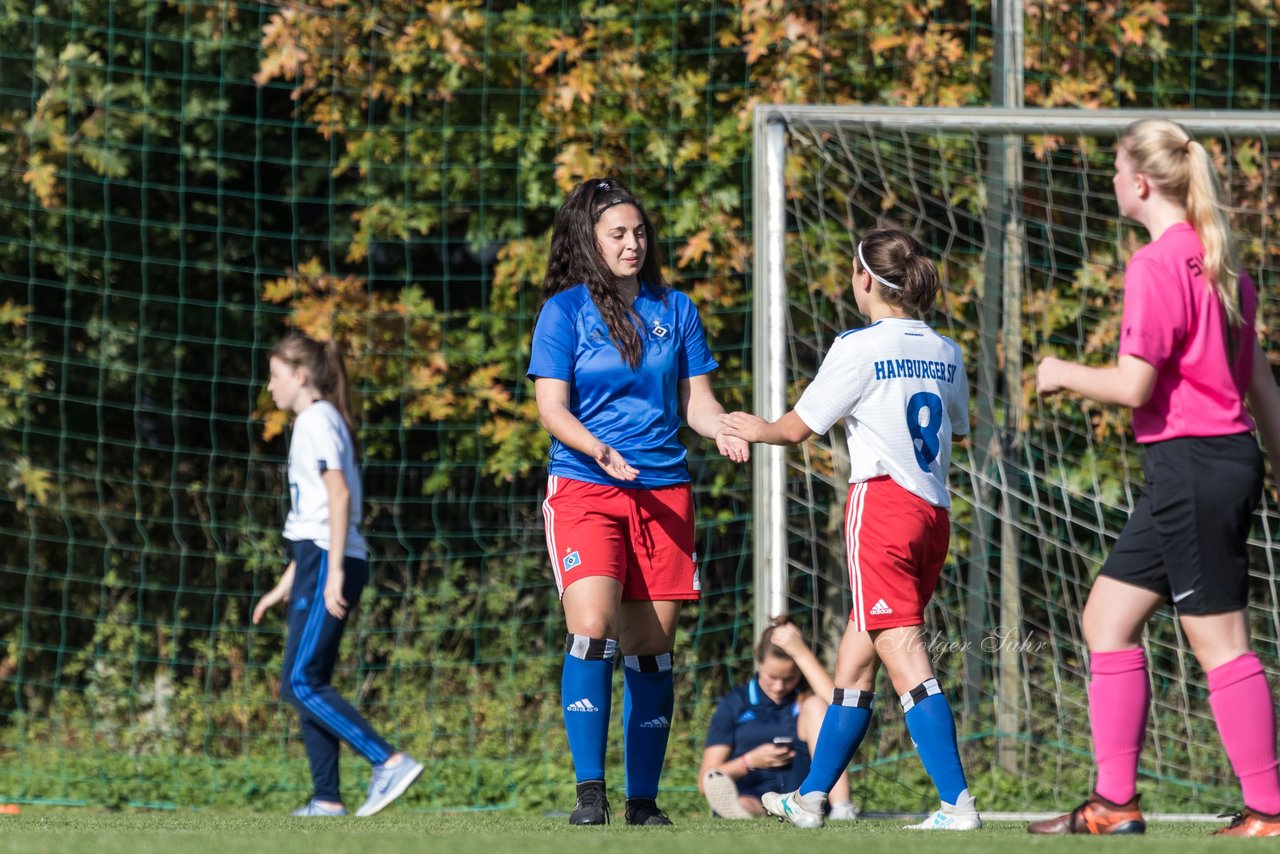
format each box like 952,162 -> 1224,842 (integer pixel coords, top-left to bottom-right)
542,177 -> 664,369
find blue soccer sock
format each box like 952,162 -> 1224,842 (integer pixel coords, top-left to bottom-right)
562,634 -> 617,783
902,678 -> 969,804
622,652 -> 674,800
799,688 -> 875,797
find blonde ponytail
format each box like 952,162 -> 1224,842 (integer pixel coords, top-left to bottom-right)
1120,119 -> 1241,327
1184,139 -> 1241,327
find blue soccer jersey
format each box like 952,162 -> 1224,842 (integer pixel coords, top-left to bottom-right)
527,283 -> 718,488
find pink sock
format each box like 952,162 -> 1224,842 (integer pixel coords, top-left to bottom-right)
1208,652 -> 1280,815
1089,648 -> 1149,804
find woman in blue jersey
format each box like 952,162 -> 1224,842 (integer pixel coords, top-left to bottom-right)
721,226 -> 979,831
528,177 -> 749,826
698,622 -> 858,821
253,332 -> 422,817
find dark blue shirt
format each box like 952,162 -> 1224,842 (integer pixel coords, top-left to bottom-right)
705,678 -> 811,798
527,283 -> 718,488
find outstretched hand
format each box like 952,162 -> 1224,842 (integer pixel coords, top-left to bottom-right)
716,430 -> 750,463
593,443 -> 639,481
718,411 -> 770,443
1036,357 -> 1068,395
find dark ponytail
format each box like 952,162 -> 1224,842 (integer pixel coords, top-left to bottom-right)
271,332 -> 360,458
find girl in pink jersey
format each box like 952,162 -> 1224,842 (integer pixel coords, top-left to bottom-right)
721,226 -> 979,831
1031,118 -> 1280,837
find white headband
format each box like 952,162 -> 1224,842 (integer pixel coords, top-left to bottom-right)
857,241 -> 902,291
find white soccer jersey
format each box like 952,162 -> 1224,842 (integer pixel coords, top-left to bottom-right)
794,318 -> 969,508
282,400 -> 368,559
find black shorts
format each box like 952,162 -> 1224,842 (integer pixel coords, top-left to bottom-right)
1100,433 -> 1262,615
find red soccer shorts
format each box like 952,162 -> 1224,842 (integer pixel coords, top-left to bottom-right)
845,476 -> 951,631
542,475 -> 700,601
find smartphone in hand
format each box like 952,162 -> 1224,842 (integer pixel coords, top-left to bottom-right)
773,735 -> 795,766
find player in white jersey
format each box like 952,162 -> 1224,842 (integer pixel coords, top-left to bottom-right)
721,226 -> 979,831
281,397 -> 367,560
252,332 -> 422,818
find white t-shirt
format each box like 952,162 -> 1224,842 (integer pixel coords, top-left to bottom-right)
794,318 -> 969,508
282,400 -> 367,559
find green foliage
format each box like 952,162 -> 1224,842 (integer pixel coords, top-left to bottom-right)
2,0 -> 1278,814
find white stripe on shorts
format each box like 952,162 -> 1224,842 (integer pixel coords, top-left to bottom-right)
543,475 -> 563,596
846,481 -> 868,631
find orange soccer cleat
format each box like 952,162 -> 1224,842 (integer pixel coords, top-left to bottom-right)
1215,808 -> 1280,837
1027,792 -> 1145,835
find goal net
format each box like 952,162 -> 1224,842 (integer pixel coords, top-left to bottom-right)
752,106 -> 1280,812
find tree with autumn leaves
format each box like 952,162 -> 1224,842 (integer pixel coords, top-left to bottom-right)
242,0 -> 1279,470
1,0 -> 1279,809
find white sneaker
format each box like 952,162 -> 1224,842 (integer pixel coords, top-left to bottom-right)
355,754 -> 424,817
761,790 -> 825,829
291,799 -> 348,816
703,770 -> 753,819
828,800 -> 859,821
905,789 -> 981,830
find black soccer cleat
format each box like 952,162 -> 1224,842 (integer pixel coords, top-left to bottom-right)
569,780 -> 610,825
625,797 -> 674,826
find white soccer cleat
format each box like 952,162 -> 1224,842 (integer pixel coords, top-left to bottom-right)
703,769 -> 753,819
761,790 -> 825,829
828,800 -> 859,821
905,789 -> 982,831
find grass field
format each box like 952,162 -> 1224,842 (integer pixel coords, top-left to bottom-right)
0,812 -> 1244,854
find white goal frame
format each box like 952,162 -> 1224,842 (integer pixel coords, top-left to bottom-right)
751,104 -> 1280,638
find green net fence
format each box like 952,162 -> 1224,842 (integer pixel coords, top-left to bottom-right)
1,0 -> 1278,815
762,105 -> 1280,813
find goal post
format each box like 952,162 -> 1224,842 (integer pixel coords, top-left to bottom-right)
752,116 -> 790,634
752,105 -> 1280,804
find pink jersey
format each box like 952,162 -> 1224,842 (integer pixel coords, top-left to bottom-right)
1118,221 -> 1256,443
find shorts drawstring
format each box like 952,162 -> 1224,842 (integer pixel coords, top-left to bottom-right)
631,492 -> 656,563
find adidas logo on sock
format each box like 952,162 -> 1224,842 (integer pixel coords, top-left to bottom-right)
566,698 -> 600,712
639,716 -> 670,729
870,599 -> 894,615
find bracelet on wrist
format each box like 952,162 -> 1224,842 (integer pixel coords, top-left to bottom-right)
739,755 -> 753,774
